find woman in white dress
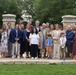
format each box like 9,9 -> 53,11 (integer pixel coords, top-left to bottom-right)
0,24 -> 8,58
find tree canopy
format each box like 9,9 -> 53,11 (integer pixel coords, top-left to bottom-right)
34,0 -> 76,23
0,0 -> 76,25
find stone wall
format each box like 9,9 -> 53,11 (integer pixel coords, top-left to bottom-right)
2,14 -> 16,28
62,15 -> 76,28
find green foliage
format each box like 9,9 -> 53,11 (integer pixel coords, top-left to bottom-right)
34,0 -> 76,23
0,0 -> 22,25
0,0 -> 76,25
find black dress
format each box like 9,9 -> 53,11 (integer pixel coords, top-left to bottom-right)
25,31 -> 30,52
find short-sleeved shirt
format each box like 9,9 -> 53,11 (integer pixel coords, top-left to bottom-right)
60,37 -> 67,48
29,33 -> 39,45
46,38 -> 53,46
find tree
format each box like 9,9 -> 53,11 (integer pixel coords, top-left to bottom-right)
0,0 -> 22,25
22,0 -> 35,19
0,0 -> 76,25
33,0 -> 76,24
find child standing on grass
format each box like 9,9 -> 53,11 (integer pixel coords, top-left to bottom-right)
60,32 -> 67,60
46,34 -> 53,59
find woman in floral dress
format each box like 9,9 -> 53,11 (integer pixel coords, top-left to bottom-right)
0,24 -> 8,58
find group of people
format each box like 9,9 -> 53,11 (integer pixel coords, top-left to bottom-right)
0,20 -> 76,60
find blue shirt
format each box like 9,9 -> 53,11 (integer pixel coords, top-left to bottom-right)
46,38 -> 53,46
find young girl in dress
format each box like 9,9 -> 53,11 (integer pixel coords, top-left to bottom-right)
60,32 -> 67,60
46,34 -> 53,59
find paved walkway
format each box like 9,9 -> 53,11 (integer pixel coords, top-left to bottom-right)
0,58 -> 76,64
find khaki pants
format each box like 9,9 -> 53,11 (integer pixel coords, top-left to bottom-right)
12,42 -> 20,56
53,43 -> 60,59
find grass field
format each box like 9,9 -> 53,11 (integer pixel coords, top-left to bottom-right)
0,64 -> 76,75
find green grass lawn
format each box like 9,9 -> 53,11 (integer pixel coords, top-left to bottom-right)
0,64 -> 76,75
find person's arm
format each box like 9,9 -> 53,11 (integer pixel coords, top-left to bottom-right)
16,30 -> 21,42
46,40 -> 48,46
51,39 -> 54,46
26,37 -> 29,42
37,34 -> 40,46
59,38 -> 62,46
10,30 -> 16,41
66,31 -> 74,39
38,33 -> 40,46
29,34 -> 31,46
62,38 -> 67,46
24,30 -> 27,39
26,32 -> 29,42
23,30 -> 27,41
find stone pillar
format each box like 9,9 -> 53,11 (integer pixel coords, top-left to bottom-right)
62,15 -> 76,28
2,14 -> 16,28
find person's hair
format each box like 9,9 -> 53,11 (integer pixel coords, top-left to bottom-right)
59,25 -> 63,30
50,24 -> 54,30
31,27 -> 38,34
60,33 -> 65,37
15,23 -> 18,26
7,22 -> 11,25
19,20 -> 23,24
2,24 -> 6,31
26,24 -> 30,29
35,20 -> 40,23
72,27 -> 76,31
47,34 -> 52,37
54,24 -> 59,29
20,24 -> 24,31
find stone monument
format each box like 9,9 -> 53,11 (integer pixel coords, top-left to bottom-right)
2,14 -> 16,28
62,15 -> 76,28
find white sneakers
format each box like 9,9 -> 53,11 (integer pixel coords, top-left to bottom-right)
12,55 -> 15,58
31,57 -> 38,59
22,54 -> 26,58
31,57 -> 34,59
35,57 -> 38,59
17,56 -> 20,58
12,55 -> 20,58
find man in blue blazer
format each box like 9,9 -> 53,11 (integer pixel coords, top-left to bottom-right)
10,24 -> 22,58
66,26 -> 74,57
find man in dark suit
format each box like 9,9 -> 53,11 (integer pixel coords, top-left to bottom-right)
66,26 -> 74,58
10,24 -> 22,58
7,22 -> 13,57
35,20 -> 41,58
